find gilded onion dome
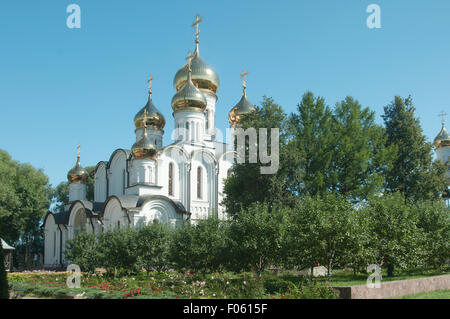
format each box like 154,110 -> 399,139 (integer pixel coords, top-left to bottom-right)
134,75 -> 165,130
434,125 -> 450,149
171,51 -> 207,112
229,69 -> 256,127
173,15 -> 219,94
132,109 -> 158,159
67,145 -> 89,184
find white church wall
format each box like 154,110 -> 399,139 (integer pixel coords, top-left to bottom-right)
94,162 -> 107,202
103,197 -> 129,231
436,146 -> 450,183
436,147 -> 450,164
44,214 -> 59,266
138,198 -> 183,228
67,203 -> 88,240
108,150 -> 128,197
69,183 -> 86,202
190,150 -> 217,221
203,92 -> 218,140
217,151 -> 235,220
161,146 -> 190,208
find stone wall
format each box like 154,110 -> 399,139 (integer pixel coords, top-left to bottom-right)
332,274 -> 450,299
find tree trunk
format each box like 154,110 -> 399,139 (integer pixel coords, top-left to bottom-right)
387,264 -> 394,277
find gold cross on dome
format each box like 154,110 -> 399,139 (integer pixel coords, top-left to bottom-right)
77,143 -> 81,158
148,74 -> 153,95
438,111 -> 448,127
192,14 -> 203,42
185,50 -> 192,71
143,108 -> 148,129
240,68 -> 249,89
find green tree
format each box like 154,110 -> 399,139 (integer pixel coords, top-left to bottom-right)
169,217 -> 229,274
413,200 -> 450,270
344,206 -> 377,275
0,150 -> 51,268
330,96 -> 394,200
227,202 -> 288,277
136,223 -> 173,274
51,166 -> 95,209
364,192 -> 424,276
65,231 -> 99,274
97,228 -> 139,275
382,96 -> 446,202
284,194 -> 357,279
286,91 -> 335,197
223,96 -> 293,217
0,248 -> 8,299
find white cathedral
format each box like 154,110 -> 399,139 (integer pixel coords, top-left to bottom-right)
42,15 -> 257,267
42,16 -> 450,268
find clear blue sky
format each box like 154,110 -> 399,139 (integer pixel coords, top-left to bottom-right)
0,0 -> 449,187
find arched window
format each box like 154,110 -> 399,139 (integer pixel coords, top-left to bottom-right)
185,122 -> 189,141
53,232 -> 56,257
205,110 -> 209,131
168,163 -> 174,196
117,220 -> 120,230
197,166 -> 202,199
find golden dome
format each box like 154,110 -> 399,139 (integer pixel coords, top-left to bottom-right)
173,47 -> 219,95
131,127 -> 158,160
434,126 -> 450,149
171,51 -> 207,112
134,96 -> 165,130
67,155 -> 88,184
174,15 -> 219,94
229,70 -> 256,127
135,75 -> 165,130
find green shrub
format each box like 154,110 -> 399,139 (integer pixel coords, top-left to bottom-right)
136,223 -> 173,273
170,218 -> 229,274
263,277 -> 296,294
65,231 -> 99,273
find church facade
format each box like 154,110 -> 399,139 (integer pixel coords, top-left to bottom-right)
42,15 -> 256,267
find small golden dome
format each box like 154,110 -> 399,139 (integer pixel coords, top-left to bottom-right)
229,69 -> 256,127
134,97 -> 166,130
172,51 -> 207,112
434,126 -> 450,149
67,155 -> 88,184
132,128 -> 158,160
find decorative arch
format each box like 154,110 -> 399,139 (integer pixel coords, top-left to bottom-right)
67,201 -> 88,239
102,196 -> 129,231
190,149 -> 217,218
43,213 -> 59,266
108,149 -> 130,196
94,161 -> 108,202
162,145 -> 190,164
140,197 -> 183,228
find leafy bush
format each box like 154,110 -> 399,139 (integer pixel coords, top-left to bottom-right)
170,218 -> 229,274
227,203 -> 288,275
65,231 -> 99,273
263,277 -> 296,294
136,223 -> 173,273
413,200 -> 450,270
97,228 -> 139,275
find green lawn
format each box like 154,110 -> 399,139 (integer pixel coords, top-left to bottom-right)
309,268 -> 450,287
392,289 -> 450,299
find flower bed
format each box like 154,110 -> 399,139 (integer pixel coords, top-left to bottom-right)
7,270 -> 338,299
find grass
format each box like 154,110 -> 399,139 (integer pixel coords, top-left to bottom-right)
310,268 -> 450,287
392,289 -> 450,299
